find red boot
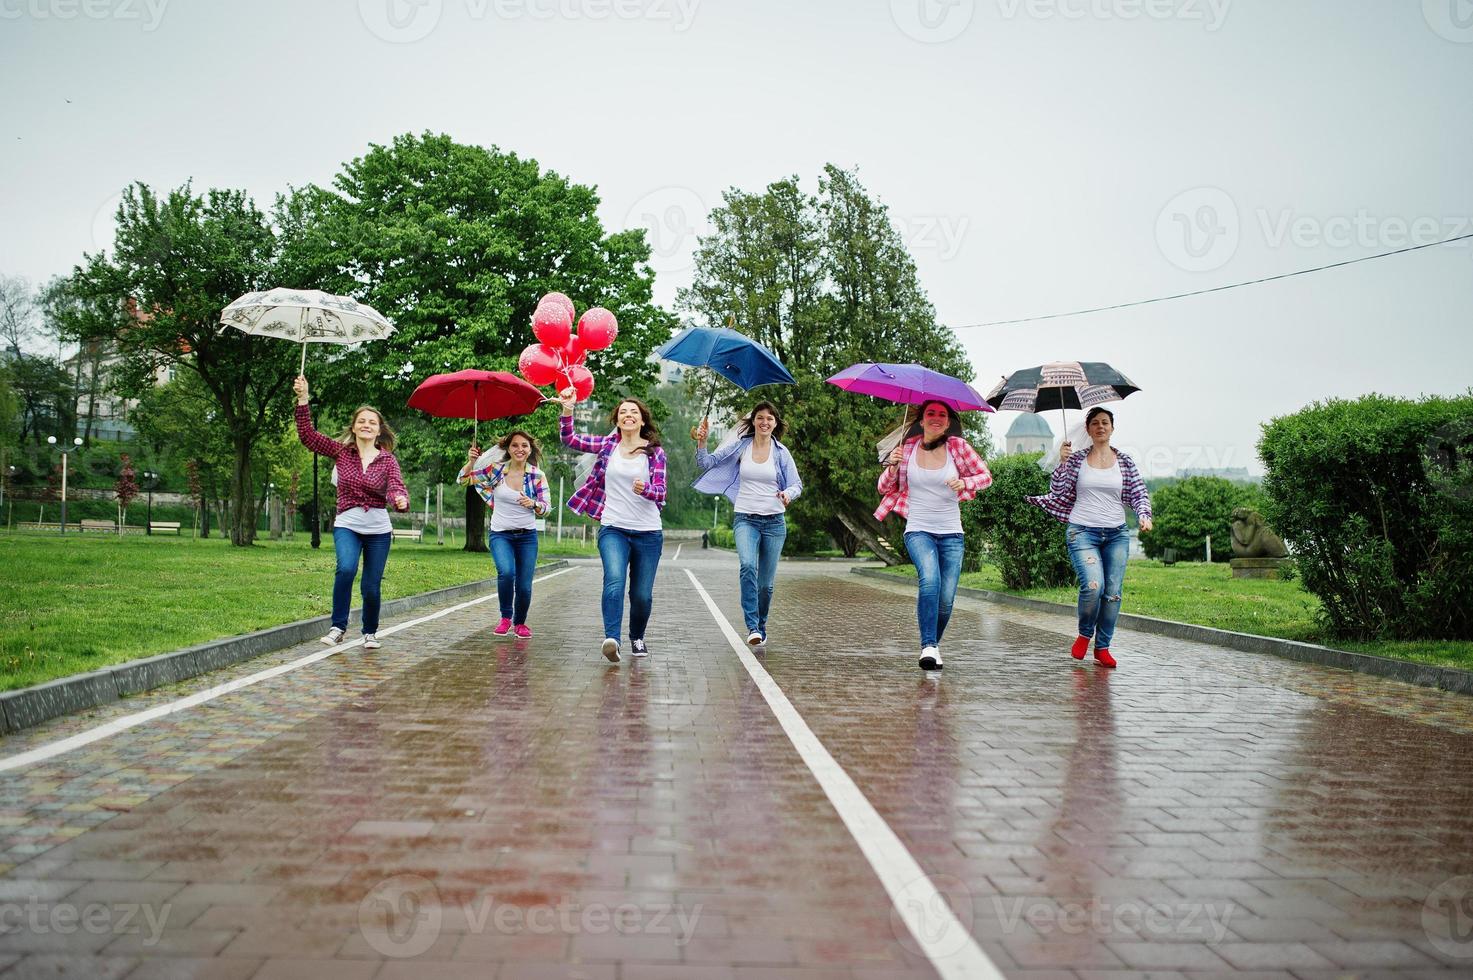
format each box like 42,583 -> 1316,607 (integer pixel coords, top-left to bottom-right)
1070,636 -> 1090,660
1094,647 -> 1117,668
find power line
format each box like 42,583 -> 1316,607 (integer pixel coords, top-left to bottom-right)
953,232 -> 1473,329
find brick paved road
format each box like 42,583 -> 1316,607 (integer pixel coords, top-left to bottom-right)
2,547 -> 1471,979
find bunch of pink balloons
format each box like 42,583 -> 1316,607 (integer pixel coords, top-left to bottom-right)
516,292 -> 618,402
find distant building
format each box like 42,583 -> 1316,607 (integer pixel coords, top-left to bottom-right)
1004,414 -> 1054,455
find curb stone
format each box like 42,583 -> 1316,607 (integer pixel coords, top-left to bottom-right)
851,566 -> 1473,696
0,561 -> 570,734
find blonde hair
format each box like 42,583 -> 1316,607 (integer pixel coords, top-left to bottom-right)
336,406 -> 397,453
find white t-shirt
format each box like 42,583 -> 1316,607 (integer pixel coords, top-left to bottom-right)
904,451 -> 963,535
734,445 -> 784,516
334,505 -> 392,535
489,476 -> 537,531
1068,459 -> 1126,527
601,448 -> 662,531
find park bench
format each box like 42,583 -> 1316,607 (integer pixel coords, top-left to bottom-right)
149,521 -> 182,535
80,519 -> 117,532
391,528 -> 423,542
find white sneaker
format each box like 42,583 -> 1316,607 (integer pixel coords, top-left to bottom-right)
630,639 -> 649,658
919,647 -> 943,671
601,638 -> 621,663
362,634 -> 381,650
746,631 -> 764,646
321,627 -> 345,646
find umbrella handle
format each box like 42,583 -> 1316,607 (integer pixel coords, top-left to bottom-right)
299,341 -> 307,377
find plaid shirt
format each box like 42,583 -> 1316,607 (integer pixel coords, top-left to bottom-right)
295,404 -> 409,514
561,415 -> 667,522
1027,447 -> 1152,524
874,435 -> 992,522
457,458 -> 551,515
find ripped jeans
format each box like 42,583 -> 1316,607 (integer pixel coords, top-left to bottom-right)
1066,523 -> 1129,650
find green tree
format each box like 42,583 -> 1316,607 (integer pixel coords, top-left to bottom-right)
48,183 -> 309,545
963,453 -> 1073,590
298,132 -> 676,550
1142,476 -> 1265,562
679,165 -> 986,560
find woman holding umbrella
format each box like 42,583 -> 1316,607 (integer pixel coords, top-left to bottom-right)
876,400 -> 993,671
458,431 -> 552,638
693,401 -> 804,647
292,375 -> 410,649
1026,406 -> 1153,668
559,386 -> 667,663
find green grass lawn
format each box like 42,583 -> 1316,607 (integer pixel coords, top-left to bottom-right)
877,560 -> 1473,672
0,531 -> 595,691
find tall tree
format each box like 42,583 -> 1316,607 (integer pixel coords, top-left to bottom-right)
299,133 -> 677,550
679,165 -> 985,561
49,183 -> 307,545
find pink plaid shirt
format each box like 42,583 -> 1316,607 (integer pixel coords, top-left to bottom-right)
295,405 -> 409,514
874,435 -> 992,522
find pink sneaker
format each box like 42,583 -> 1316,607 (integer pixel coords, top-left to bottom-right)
493,618 -> 512,636
514,624 -> 532,638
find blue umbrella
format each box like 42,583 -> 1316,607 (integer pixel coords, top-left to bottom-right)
655,325 -> 795,416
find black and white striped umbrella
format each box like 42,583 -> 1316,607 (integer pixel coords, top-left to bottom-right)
985,361 -> 1140,414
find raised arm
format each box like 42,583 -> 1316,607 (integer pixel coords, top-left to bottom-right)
293,401 -> 344,461
559,413 -> 613,455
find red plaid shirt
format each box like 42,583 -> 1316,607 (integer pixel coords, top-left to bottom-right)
295,405 -> 409,514
875,435 -> 992,522
561,415 -> 667,522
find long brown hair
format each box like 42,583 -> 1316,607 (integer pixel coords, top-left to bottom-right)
608,397 -> 662,455
336,406 -> 397,453
497,429 -> 542,468
905,400 -> 963,449
737,401 -> 788,442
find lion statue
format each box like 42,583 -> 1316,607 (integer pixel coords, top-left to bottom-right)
1230,508 -> 1288,559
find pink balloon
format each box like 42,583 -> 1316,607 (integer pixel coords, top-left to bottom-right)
566,364 -> 595,402
539,292 -> 576,323
559,334 -> 587,368
532,302 -> 572,349
578,308 -> 618,351
518,343 -> 563,388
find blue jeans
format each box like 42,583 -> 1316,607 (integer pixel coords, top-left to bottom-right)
488,528 -> 539,624
904,531 -> 965,649
332,528 -> 392,634
1067,523 -> 1130,649
597,526 -> 663,642
733,513 -> 786,635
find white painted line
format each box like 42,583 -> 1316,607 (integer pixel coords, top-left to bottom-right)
683,568 -> 1002,980
0,568 -> 576,774
674,543 -> 683,562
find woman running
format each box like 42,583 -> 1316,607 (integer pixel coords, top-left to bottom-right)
458,430 -> 551,637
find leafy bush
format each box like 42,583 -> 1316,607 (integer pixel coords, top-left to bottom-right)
708,526 -> 736,550
1141,476 -> 1265,562
1258,392 -> 1473,641
962,453 -> 1072,590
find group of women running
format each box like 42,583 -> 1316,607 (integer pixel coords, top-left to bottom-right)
291,372 -> 1153,671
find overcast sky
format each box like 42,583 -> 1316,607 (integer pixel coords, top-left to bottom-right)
3,0 -> 1470,475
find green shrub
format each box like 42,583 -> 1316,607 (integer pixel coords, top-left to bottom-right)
1142,477 -> 1265,562
708,526 -> 736,550
962,453 -> 1072,590
1258,392 -> 1473,641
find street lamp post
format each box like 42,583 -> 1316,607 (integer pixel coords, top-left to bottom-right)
143,471 -> 158,534
46,436 -> 84,534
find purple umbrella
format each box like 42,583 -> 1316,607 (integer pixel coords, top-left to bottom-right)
826,362 -> 994,414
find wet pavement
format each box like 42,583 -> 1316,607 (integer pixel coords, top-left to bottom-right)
2,547 -> 1472,979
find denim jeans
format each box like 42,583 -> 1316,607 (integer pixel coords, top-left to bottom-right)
332,528 -> 392,634
488,528 -> 539,625
733,512 -> 786,635
1067,523 -> 1130,649
904,531 -> 965,648
597,526 -> 663,642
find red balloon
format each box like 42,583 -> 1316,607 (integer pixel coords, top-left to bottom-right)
532,302 -> 572,349
518,343 -> 563,387
559,333 -> 587,368
566,364 -> 595,402
539,292 -> 576,323
578,308 -> 618,351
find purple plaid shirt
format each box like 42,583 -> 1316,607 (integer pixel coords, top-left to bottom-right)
1027,447 -> 1152,524
560,415 -> 667,522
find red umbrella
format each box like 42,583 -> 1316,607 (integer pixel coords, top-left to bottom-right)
407,370 -> 547,443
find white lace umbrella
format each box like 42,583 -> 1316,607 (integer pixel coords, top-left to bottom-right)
219,288 -> 396,374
